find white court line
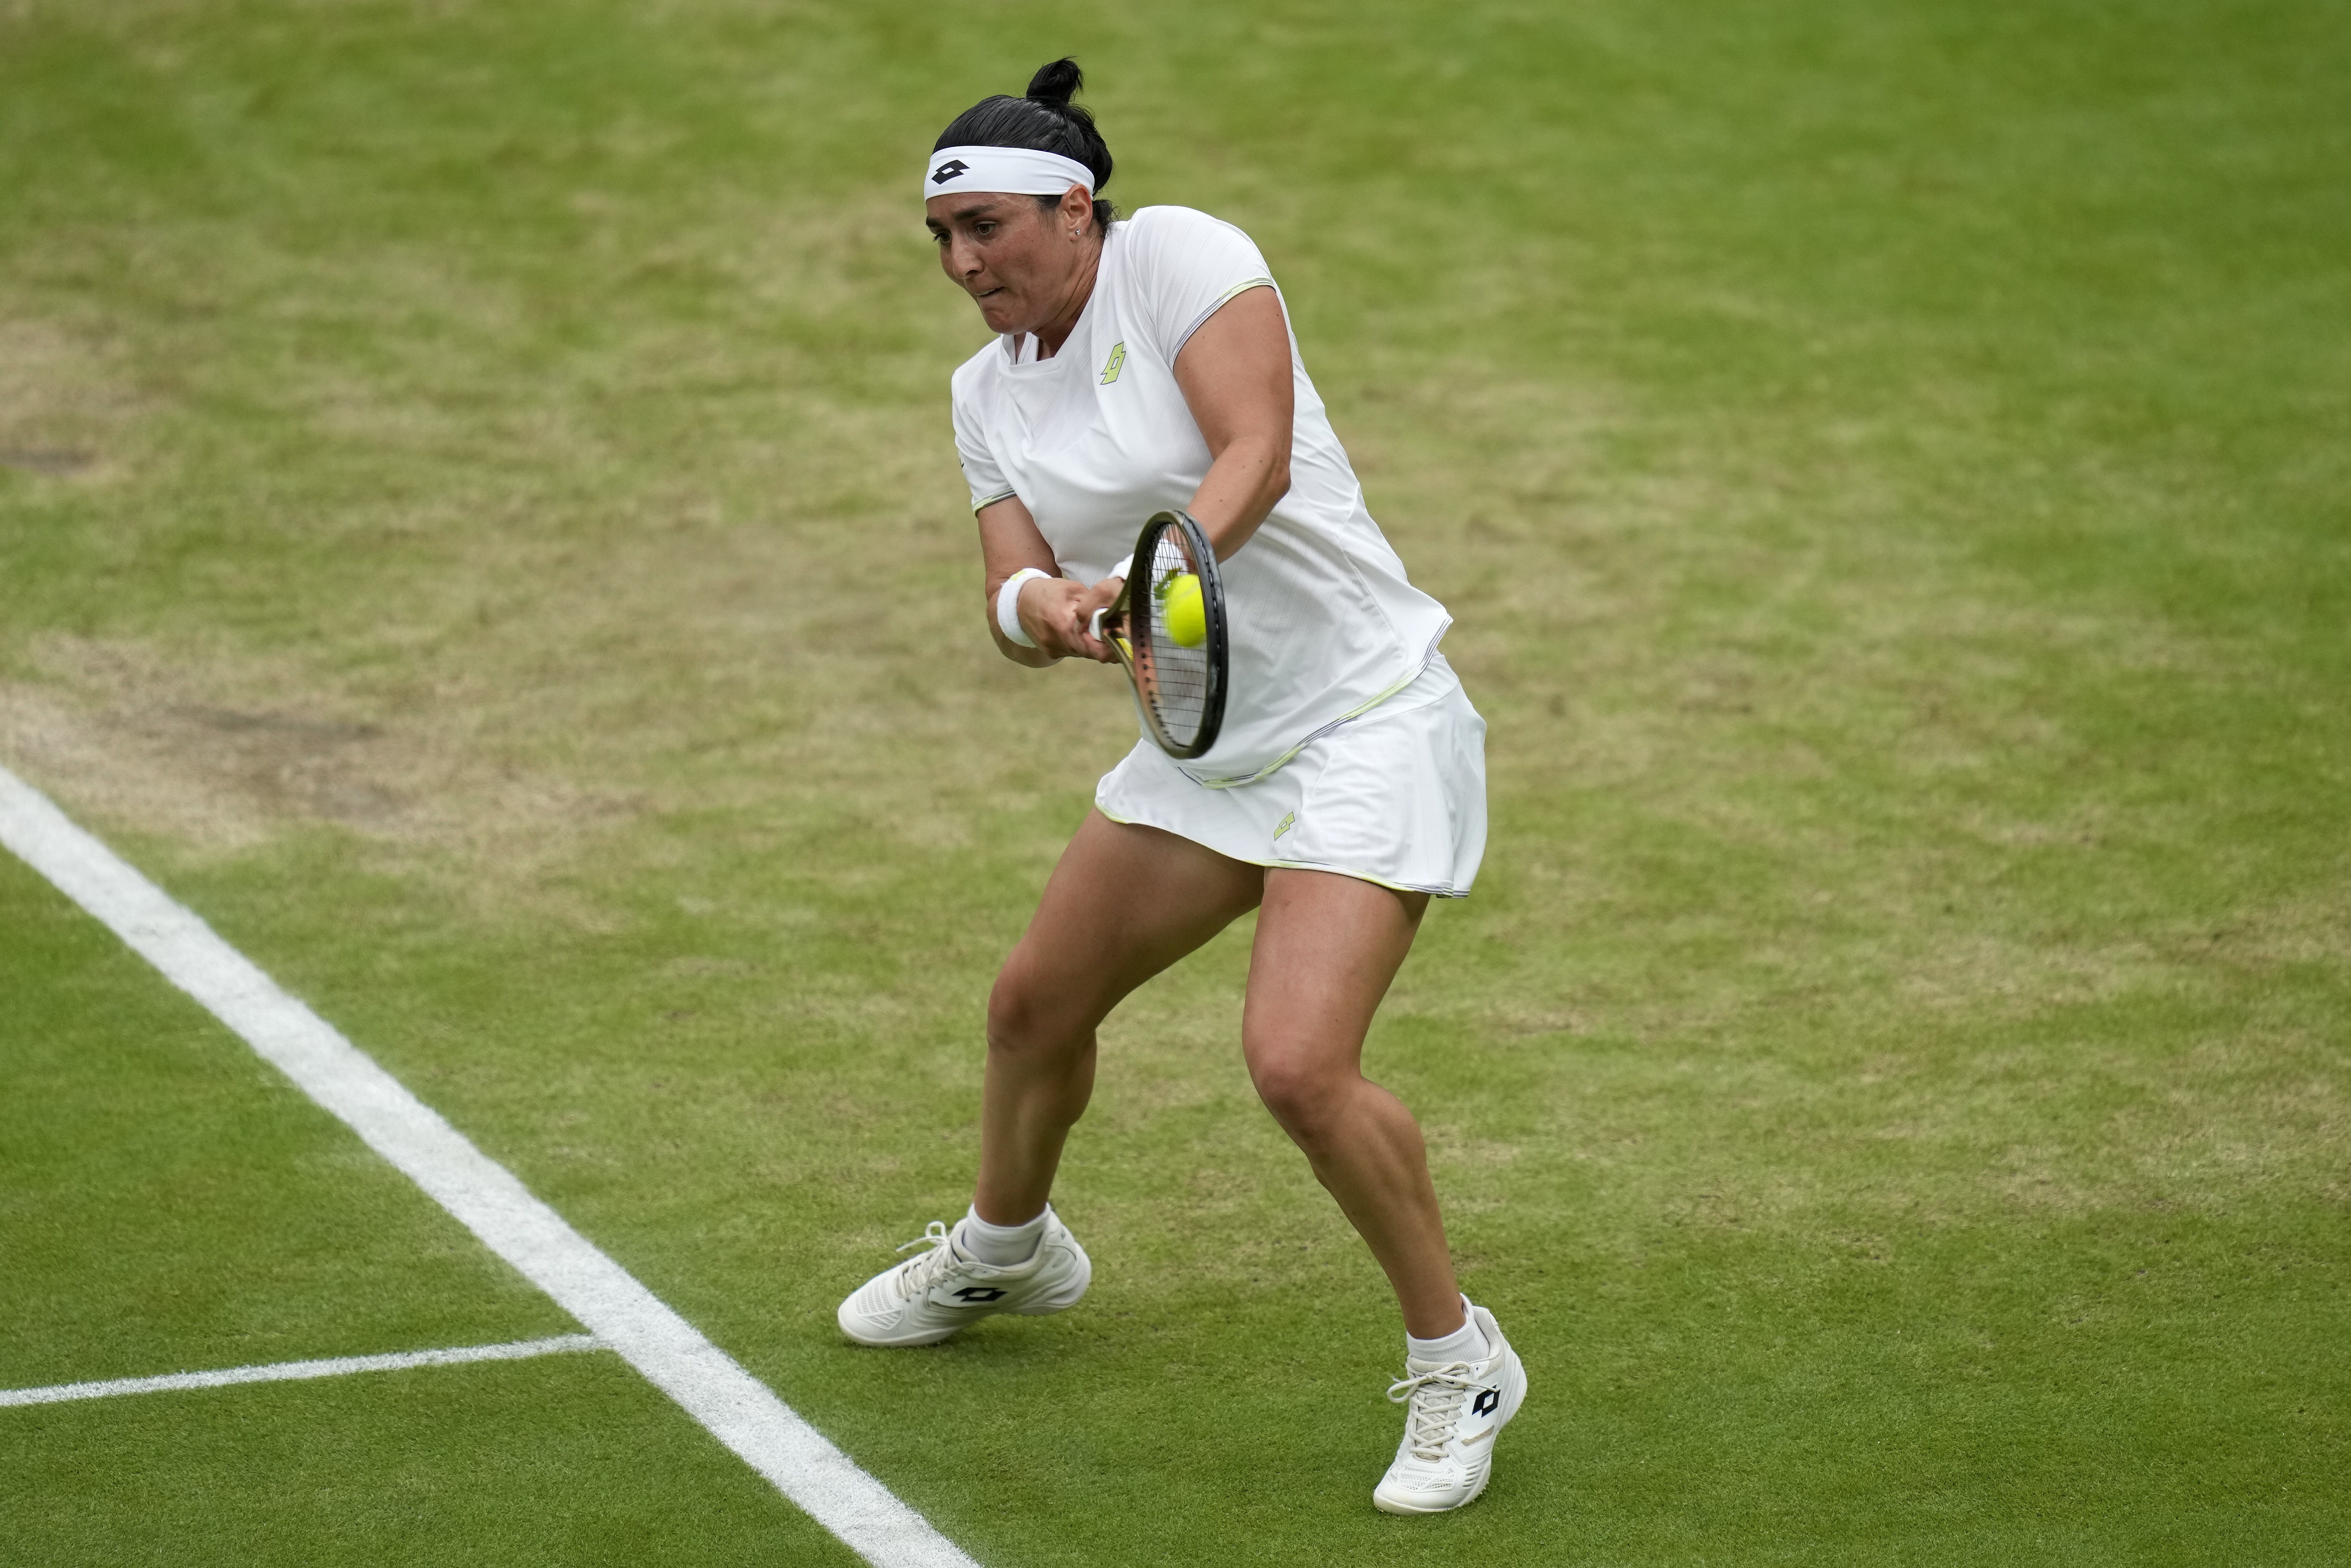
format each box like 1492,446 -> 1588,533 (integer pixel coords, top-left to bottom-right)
0,765 -> 979,1568
1,1334 -> 604,1408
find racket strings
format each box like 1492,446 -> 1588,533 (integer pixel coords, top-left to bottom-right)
1137,530 -> 1210,748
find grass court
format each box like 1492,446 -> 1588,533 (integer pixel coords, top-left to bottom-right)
2,1 -> 2346,1562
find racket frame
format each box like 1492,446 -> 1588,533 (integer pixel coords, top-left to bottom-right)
1091,509 -> 1228,760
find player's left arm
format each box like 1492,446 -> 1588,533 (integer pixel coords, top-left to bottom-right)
1174,284 -> 1293,561
1067,282 -> 1293,633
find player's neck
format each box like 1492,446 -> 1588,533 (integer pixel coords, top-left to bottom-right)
1026,234 -> 1104,361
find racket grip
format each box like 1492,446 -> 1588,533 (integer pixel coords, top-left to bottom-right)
1088,608 -> 1107,641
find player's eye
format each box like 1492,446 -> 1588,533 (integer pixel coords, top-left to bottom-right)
975,222 -> 996,236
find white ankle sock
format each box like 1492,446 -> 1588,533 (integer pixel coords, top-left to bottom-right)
1406,1297 -> 1488,1366
958,1204 -> 1047,1266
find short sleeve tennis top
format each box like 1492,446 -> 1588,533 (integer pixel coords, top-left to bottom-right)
950,205 -> 1451,786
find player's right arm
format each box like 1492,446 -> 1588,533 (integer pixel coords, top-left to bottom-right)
979,495 -> 1114,665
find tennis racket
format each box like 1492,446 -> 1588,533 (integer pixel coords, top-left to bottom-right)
1088,509 -> 1228,759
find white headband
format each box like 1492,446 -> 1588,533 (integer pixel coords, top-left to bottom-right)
922,144 -> 1095,202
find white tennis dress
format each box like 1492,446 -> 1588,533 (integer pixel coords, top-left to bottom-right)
952,206 -> 1486,895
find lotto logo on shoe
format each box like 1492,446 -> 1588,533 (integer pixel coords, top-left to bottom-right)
1472,1387 -> 1501,1417
949,1286 -> 1008,1303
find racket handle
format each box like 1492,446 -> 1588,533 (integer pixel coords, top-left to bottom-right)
1088,608 -> 1107,641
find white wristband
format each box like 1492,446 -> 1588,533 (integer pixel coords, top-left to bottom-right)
995,567 -> 1051,647
1101,554 -> 1132,587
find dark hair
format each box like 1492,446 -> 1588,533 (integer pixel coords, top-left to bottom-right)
933,58 -> 1116,235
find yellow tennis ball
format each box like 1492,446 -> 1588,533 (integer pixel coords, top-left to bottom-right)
1161,573 -> 1206,648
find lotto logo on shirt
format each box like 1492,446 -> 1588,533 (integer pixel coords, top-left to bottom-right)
1100,341 -> 1126,384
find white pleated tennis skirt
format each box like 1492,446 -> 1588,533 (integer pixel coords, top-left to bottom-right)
1094,652 -> 1488,897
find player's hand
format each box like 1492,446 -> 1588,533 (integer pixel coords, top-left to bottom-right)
1018,574 -> 1112,663
1070,574 -> 1125,663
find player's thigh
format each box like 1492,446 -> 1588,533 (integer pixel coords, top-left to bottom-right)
994,810 -> 1262,1043
1242,869 -> 1428,1084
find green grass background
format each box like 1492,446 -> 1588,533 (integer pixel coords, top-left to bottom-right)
2,0 -> 2345,1563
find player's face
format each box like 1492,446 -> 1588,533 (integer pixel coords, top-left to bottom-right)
927,190 -> 1092,337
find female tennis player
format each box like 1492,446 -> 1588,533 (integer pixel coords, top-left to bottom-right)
838,60 -> 1524,1514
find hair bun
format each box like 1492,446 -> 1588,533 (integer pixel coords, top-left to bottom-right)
1025,57 -> 1084,109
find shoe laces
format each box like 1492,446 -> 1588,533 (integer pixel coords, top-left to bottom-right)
892,1221 -> 966,1300
1388,1363 -> 1480,1462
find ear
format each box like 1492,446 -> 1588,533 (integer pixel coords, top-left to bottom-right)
1061,183 -> 1095,235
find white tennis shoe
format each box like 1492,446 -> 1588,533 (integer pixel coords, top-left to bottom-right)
836,1208 -> 1092,1348
1373,1302 -> 1527,1514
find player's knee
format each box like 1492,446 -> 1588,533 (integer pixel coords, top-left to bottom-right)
1249,1056 -> 1346,1143
986,961 -> 1081,1057
984,975 -> 1047,1054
